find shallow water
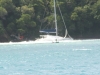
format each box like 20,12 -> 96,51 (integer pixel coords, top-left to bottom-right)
0,39 -> 100,75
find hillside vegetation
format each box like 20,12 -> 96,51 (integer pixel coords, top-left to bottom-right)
0,0 -> 100,42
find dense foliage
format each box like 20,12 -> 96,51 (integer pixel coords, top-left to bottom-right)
0,0 -> 100,42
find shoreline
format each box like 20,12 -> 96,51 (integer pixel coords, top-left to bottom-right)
0,38 -> 100,43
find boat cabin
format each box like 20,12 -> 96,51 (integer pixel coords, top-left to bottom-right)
39,29 -> 56,38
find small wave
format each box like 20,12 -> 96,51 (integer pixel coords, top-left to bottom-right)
0,41 -> 35,45
73,49 -> 92,51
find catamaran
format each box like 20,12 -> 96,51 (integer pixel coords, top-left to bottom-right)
35,0 -> 73,43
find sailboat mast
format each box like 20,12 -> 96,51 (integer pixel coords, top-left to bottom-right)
54,0 -> 58,36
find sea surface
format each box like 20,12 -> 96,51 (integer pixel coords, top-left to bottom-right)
0,39 -> 100,75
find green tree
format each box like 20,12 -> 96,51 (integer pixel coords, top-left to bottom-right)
0,0 -> 16,12
16,14 -> 36,37
6,23 -> 16,34
0,7 -> 7,18
0,21 -> 5,35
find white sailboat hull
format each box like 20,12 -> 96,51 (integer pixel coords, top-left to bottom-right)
35,35 -> 73,43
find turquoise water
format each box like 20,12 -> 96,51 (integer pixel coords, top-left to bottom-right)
0,40 -> 100,75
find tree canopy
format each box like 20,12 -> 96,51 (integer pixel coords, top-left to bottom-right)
0,0 -> 100,42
